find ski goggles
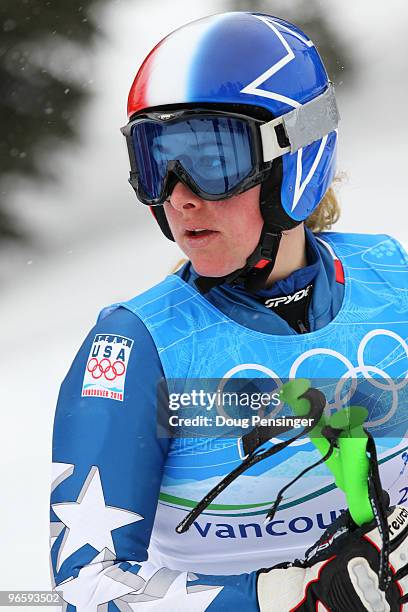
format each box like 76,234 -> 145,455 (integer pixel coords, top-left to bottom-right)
121,85 -> 339,206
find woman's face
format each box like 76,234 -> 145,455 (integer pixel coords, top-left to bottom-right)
164,182 -> 263,277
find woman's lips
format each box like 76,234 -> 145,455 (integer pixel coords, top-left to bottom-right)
183,228 -> 220,248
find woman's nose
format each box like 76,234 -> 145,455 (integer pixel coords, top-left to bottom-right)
168,182 -> 204,211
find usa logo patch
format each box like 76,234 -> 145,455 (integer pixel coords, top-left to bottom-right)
81,334 -> 133,402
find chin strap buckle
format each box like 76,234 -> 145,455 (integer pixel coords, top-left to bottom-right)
246,230 -> 282,269
194,227 -> 285,294
259,231 -> 282,260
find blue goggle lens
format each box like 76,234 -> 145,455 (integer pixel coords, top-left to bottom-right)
131,116 -> 255,201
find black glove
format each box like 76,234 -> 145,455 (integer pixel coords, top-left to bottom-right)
257,505 -> 408,611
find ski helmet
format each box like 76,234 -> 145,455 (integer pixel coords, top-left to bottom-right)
123,12 -> 339,292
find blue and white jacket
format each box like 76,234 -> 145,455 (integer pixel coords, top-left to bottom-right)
50,229 -> 408,611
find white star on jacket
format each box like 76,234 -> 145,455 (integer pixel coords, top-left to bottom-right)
59,558 -> 223,612
57,549 -> 138,610
125,572 -> 224,611
52,465 -> 143,572
51,462 -> 75,492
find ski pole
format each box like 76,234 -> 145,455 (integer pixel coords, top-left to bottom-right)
278,378 -> 374,526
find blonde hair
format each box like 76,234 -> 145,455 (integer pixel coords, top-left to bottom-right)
171,258 -> 188,273
305,175 -> 343,233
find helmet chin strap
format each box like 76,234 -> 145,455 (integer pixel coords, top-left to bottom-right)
151,159 -> 302,295
194,160 -> 302,295
194,225 -> 283,294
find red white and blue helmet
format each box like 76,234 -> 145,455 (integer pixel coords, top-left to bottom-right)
124,12 -> 339,290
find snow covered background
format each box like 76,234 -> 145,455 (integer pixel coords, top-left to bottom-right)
1,0 -> 407,604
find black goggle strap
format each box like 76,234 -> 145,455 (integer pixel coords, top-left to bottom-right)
175,387 -> 325,534
366,431 -> 391,590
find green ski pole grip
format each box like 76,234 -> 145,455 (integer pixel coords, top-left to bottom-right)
279,379 -> 374,526
329,407 -> 373,525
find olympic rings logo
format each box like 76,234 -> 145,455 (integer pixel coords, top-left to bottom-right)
86,358 -> 126,381
223,329 -> 408,451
